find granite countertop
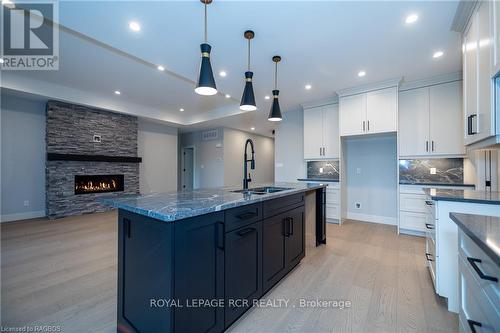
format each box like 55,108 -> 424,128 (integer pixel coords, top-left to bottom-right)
297,178 -> 339,183
104,182 -> 326,222
450,213 -> 500,266
424,189 -> 500,205
399,181 -> 475,187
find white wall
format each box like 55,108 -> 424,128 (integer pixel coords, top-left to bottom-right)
223,128 -> 274,187
344,134 -> 398,224
138,119 -> 178,194
179,129 -> 225,189
1,93 -> 46,222
274,107 -> 306,182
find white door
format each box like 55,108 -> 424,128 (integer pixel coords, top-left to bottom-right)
303,106 -> 324,159
366,87 -> 398,134
464,12 -> 478,144
476,1 -> 494,142
429,81 -> 465,155
339,93 -> 366,136
399,87 -> 430,156
322,104 -> 339,158
182,147 -> 194,191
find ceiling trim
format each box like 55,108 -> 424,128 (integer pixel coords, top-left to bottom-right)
301,96 -> 339,109
399,71 -> 462,91
451,0 -> 478,33
336,77 -> 403,97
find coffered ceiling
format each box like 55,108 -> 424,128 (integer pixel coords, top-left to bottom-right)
1,1 -> 462,137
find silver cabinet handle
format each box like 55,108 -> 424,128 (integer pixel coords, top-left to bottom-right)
426,141 -> 429,152
363,121 -> 365,132
431,141 -> 435,152
367,120 -> 370,131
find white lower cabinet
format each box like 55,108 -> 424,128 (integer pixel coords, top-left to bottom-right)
399,211 -> 427,233
326,185 -> 340,222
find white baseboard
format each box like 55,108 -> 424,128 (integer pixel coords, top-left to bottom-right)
1,210 -> 46,223
346,212 -> 397,226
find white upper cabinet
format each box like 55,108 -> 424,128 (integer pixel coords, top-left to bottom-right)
339,94 -> 366,136
463,0 -> 498,147
303,104 -> 339,159
366,87 -> 398,134
429,81 -> 465,155
399,87 -> 430,156
340,86 -> 397,136
399,81 -> 464,157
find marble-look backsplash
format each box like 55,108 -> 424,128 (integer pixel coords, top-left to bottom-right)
307,160 -> 340,180
399,158 -> 464,184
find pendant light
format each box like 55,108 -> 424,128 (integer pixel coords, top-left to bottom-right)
268,55 -> 282,121
195,0 -> 217,96
240,30 -> 257,111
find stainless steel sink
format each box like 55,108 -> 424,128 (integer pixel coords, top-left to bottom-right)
231,187 -> 291,195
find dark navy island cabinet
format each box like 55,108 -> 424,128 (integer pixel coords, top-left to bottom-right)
117,192 -> 311,333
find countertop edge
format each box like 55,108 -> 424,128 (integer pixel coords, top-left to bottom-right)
297,178 -> 339,183
429,196 -> 500,205
399,182 -> 475,187
108,184 -> 327,223
449,213 -> 500,266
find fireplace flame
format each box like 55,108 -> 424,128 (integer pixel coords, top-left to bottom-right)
75,179 -> 118,193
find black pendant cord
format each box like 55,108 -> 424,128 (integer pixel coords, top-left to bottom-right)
247,39 -> 251,71
274,61 -> 278,90
204,2 -> 208,43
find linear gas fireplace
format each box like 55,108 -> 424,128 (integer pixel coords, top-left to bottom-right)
75,174 -> 124,195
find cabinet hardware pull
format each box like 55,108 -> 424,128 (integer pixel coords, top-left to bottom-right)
431,141 -> 434,152
363,121 -> 365,132
426,141 -> 429,152
467,257 -> 498,282
322,147 -> 325,156
124,218 -> 131,238
289,217 -> 294,236
425,200 -> 434,206
367,120 -> 370,131
284,217 -> 292,237
467,319 -> 482,333
467,114 -> 477,135
237,228 -> 255,237
425,223 -> 434,230
236,211 -> 258,220
425,253 -> 434,261
217,222 -> 225,250
320,147 -> 322,156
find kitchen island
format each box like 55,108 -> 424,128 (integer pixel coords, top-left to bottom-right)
105,182 -> 327,333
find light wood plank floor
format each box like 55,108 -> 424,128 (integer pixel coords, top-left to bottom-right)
1,211 -> 458,332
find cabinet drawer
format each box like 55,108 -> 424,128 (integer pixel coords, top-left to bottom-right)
459,256 -> 499,333
399,211 -> 427,232
263,193 -> 304,219
325,189 -> 339,204
326,204 -> 339,220
400,193 -> 427,213
225,203 -> 262,232
459,230 -> 499,309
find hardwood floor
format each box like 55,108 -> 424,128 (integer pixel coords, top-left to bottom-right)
1,212 -> 458,332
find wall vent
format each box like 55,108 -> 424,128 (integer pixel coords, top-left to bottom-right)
201,129 -> 219,141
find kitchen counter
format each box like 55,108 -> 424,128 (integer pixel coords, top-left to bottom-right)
105,182 -> 326,222
297,178 -> 339,182
424,189 -> 500,205
399,181 -> 475,187
450,213 -> 500,266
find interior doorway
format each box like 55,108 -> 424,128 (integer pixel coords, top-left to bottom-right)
182,147 -> 194,191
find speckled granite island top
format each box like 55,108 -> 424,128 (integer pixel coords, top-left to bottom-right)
423,189 -> 500,205
450,213 -> 500,266
104,182 -> 326,222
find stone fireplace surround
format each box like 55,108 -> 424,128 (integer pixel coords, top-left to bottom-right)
46,101 -> 140,219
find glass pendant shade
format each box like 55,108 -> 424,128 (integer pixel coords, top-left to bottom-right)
195,43 -> 217,96
268,89 -> 282,121
240,71 -> 257,111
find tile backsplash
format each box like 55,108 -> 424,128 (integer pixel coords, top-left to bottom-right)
307,160 -> 340,180
399,158 -> 464,184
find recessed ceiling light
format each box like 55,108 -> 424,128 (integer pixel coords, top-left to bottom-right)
405,14 -> 418,24
179,108 -> 185,112
114,90 -> 121,95
358,71 -> 366,77
157,65 -> 165,71
0,58 -> 4,64
264,95 -> 270,100
250,127 -> 255,131
219,71 -> 227,77
225,94 -> 231,98
433,51 -> 444,59
128,21 -> 141,32
305,84 -> 312,90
